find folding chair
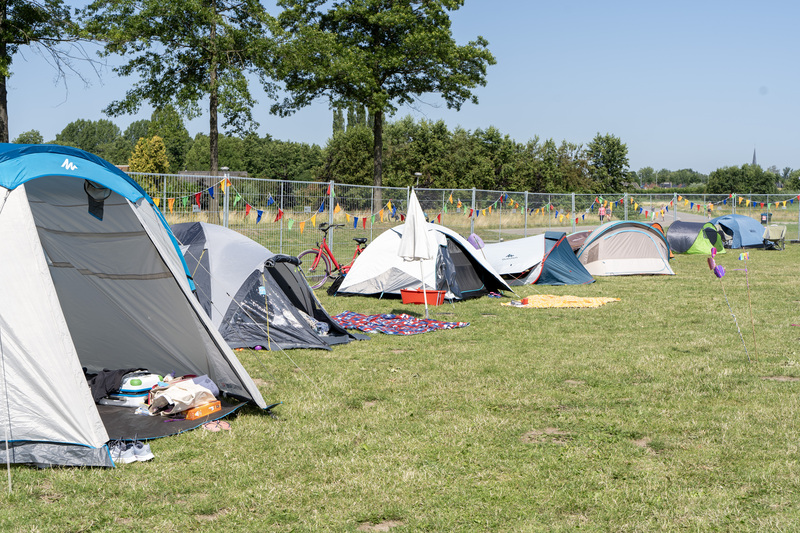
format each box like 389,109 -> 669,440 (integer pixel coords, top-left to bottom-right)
763,224 -> 786,250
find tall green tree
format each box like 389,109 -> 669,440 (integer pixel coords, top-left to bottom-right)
0,1 -> 87,142
332,108 -> 345,135
273,0 -> 495,205
587,133 -> 629,193
123,119 -> 151,148
12,129 -> 44,144
148,105 -> 192,172
54,118 -> 128,163
128,135 -> 170,174
80,0 -> 276,173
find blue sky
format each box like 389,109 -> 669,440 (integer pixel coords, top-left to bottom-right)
9,0 -> 799,174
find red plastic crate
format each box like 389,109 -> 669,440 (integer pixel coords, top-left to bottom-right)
400,288 -> 446,306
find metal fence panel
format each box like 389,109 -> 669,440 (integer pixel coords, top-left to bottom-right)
131,172 -> 800,252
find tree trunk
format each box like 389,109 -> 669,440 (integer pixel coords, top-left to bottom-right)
209,0 -> 219,174
0,1 -> 8,143
372,109 -> 383,209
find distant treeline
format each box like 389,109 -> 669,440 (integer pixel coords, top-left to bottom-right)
14,108 -> 794,194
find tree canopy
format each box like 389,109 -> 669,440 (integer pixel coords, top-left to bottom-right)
273,0 -> 495,202
80,0 -> 276,172
0,1 -> 88,141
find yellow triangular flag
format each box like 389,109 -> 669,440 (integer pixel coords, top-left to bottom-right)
300,221 -> 305,234
153,197 -> 160,207
334,203 -> 341,214
634,202 -> 638,210
387,201 -> 392,211
220,179 -> 226,192
311,214 -> 316,227
448,194 -> 453,204
488,205 -> 493,214
346,213 -> 350,223
678,196 -> 683,201
379,208 -> 384,222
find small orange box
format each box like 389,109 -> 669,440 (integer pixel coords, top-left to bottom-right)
401,288 -> 446,306
184,400 -> 221,420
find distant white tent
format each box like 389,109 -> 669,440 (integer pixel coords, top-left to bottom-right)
0,144 -> 267,468
336,223 -> 511,299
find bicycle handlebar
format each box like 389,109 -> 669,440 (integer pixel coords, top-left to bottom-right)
319,222 -> 346,231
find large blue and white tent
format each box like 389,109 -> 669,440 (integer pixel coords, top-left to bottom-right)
0,144 -> 267,468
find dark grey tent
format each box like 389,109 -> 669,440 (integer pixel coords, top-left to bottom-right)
666,221 -> 725,255
172,222 -> 363,350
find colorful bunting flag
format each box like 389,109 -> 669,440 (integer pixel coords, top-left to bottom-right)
208,186 -> 214,199
245,204 -> 251,216
300,221 -> 305,234
256,210 -> 263,223
334,203 -> 341,214
234,194 -> 241,207
153,198 -> 160,207
318,201 -> 325,213
195,193 -> 202,209
287,218 -> 294,229
168,198 -> 175,212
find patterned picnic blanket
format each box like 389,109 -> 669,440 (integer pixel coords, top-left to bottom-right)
332,312 -> 469,335
501,295 -> 620,309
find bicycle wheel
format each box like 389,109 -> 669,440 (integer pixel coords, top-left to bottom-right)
297,250 -> 331,289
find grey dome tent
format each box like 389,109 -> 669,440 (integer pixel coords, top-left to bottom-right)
482,231 -> 594,286
577,221 -> 674,276
0,144 -> 267,468
666,221 -> 726,255
335,222 -> 511,299
171,222 -> 362,351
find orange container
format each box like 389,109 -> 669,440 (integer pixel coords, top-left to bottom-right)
400,288 -> 446,306
184,400 -> 221,420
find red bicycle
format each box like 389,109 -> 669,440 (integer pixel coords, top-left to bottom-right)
298,223 -> 368,289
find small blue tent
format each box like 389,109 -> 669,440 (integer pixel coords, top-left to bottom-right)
709,214 -> 764,248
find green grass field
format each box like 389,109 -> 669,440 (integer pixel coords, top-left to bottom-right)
4,245 -> 800,531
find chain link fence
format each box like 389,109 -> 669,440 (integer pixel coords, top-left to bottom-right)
132,171 -> 800,259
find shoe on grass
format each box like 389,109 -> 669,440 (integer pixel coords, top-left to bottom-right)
109,441 -> 137,465
132,440 -> 155,462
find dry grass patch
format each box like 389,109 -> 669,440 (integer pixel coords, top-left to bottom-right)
521,427 -> 571,445
358,519 -> 405,532
761,376 -> 800,382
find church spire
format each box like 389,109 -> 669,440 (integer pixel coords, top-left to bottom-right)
752,148 -> 757,167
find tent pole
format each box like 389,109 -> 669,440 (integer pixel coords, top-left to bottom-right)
420,262 -> 429,319
0,329 -> 11,493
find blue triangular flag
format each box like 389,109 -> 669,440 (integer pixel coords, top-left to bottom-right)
256,210 -> 263,223
267,195 -> 274,206
208,186 -> 214,199
353,217 -> 358,228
